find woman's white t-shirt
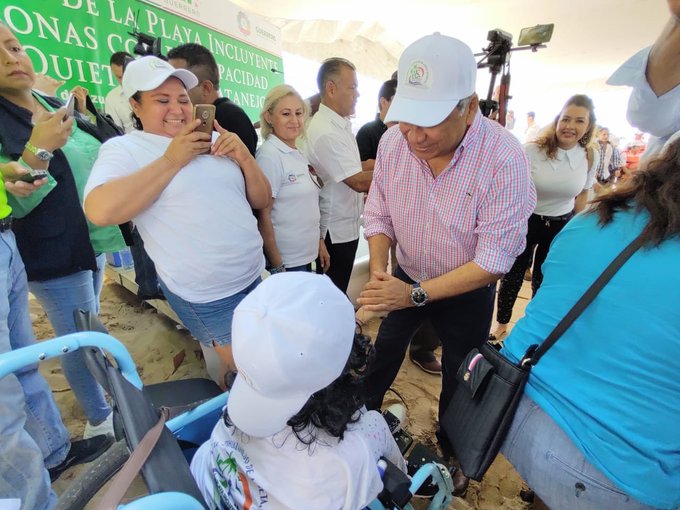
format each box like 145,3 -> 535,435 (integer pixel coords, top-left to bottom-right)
190,409 -> 406,510
256,136 -> 322,268
527,142 -> 597,217
85,131 -> 264,303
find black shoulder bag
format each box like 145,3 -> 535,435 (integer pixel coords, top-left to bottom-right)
441,232 -> 645,480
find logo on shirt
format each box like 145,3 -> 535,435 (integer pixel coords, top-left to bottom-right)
213,441 -> 268,509
286,173 -> 297,183
407,61 -> 431,88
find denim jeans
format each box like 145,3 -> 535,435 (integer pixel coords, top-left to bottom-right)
501,395 -> 657,510
28,253 -> 111,425
159,277 -> 261,346
0,230 -> 70,510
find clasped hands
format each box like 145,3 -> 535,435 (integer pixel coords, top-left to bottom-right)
357,271 -> 413,313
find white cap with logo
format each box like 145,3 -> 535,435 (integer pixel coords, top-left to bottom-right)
122,56 -> 198,99
385,32 -> 477,128
227,272 -> 355,438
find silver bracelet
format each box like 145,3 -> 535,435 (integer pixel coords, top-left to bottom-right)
269,264 -> 285,275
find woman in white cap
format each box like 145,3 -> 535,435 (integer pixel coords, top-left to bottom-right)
190,272 -> 406,510
255,84 -> 330,274
84,56 -> 271,377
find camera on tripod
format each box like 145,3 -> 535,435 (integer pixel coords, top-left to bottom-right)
129,29 -> 164,58
476,24 -> 554,125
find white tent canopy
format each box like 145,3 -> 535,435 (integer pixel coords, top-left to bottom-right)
233,0 -> 669,139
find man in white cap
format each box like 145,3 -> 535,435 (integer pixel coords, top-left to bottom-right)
607,0 -> 680,163
357,32 -> 535,477
189,272 -> 406,510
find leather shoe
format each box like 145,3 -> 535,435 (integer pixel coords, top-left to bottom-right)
48,434 -> 114,482
409,351 -> 442,375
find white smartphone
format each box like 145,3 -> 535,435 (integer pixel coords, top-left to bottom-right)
64,93 -> 76,117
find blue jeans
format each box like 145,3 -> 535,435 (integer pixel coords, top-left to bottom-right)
159,277 -> 261,346
28,253 -> 111,425
501,395 -> 657,510
0,230 -> 70,510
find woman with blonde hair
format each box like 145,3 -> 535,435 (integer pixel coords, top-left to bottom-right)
490,94 -> 598,341
256,84 -> 330,273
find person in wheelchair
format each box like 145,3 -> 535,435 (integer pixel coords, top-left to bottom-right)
190,272 -> 407,510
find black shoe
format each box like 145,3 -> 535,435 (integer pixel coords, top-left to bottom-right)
48,434 -> 114,482
138,289 -> 166,301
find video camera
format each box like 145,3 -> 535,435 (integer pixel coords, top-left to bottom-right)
476,24 -> 554,124
128,11 -> 165,59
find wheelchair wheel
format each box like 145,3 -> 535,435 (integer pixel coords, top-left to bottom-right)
56,439 -> 130,510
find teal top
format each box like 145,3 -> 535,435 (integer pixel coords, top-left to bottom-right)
4,93 -> 124,253
503,210 -> 680,509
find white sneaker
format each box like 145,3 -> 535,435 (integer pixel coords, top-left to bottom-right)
83,411 -> 114,439
382,403 -> 407,434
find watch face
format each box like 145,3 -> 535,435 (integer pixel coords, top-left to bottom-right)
36,149 -> 52,161
411,286 -> 428,306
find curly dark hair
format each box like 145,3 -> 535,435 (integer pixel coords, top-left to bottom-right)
223,327 -> 375,445
590,137 -> 680,246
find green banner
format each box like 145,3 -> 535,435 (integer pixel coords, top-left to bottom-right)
0,0 -> 283,120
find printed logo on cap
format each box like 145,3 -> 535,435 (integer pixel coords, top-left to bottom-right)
407,61 -> 431,88
150,59 -> 171,70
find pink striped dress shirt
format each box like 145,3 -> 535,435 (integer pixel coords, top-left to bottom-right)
364,112 -> 536,282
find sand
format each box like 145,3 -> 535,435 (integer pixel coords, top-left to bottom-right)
31,276 -> 533,509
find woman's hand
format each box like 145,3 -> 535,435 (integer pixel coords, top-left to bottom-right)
2,161 -> 48,197
70,86 -> 90,114
163,119 -> 212,170
28,108 -> 73,152
318,239 -> 331,272
211,120 -> 252,166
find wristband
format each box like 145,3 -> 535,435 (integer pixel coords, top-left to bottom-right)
268,264 -> 285,275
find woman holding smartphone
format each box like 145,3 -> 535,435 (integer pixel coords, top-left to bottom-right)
0,21 -> 126,440
84,56 -> 271,379
255,84 -> 330,274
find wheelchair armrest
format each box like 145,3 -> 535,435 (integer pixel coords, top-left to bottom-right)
73,309 -> 112,395
377,457 -> 412,510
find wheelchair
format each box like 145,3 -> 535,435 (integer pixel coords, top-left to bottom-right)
0,312 -> 454,510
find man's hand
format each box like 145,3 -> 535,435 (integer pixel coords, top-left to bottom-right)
357,271 -> 412,312
318,239 -> 331,272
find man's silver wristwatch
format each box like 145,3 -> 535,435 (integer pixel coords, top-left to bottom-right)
410,282 -> 429,307
25,142 -> 54,162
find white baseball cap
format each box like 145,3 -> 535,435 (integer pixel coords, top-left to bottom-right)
121,56 -> 198,99
385,32 -> 477,127
227,273 -> 355,438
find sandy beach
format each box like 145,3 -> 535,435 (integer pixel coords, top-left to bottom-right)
34,276 -> 532,509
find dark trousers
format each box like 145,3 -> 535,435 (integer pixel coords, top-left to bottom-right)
363,267 -> 495,421
409,320 -> 441,357
129,227 -> 160,297
324,232 -> 359,294
496,213 -> 572,324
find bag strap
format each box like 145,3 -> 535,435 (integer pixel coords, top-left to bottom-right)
521,232 -> 645,367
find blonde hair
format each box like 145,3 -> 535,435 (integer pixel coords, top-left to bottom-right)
534,94 -> 596,160
259,84 -> 310,141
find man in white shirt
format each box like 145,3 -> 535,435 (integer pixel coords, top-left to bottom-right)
524,111 -> 540,143
104,51 -> 134,133
607,0 -> 680,163
301,58 -> 373,293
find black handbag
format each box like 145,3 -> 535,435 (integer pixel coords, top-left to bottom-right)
441,232 -> 645,481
